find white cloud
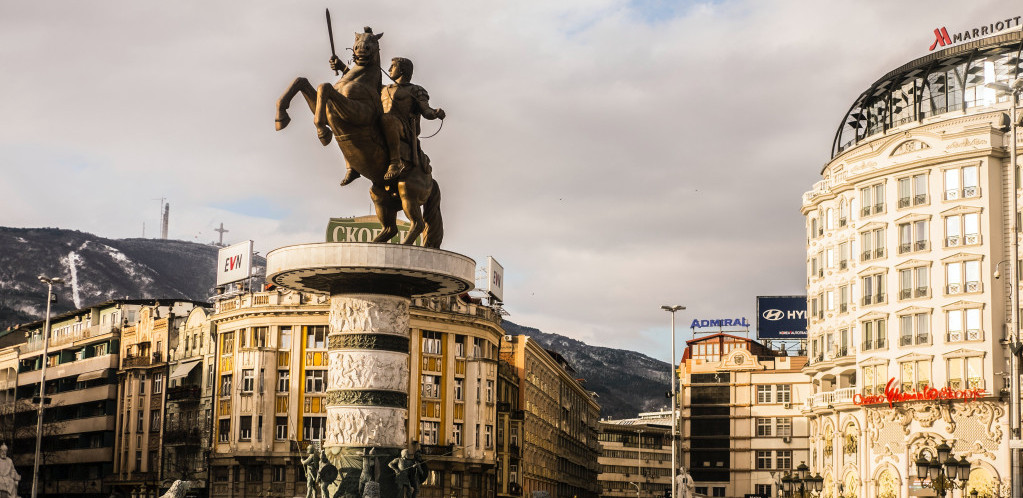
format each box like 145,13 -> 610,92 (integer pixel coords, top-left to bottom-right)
0,0 -> 1010,360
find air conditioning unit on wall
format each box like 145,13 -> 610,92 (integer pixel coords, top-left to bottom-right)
783,436 -> 791,443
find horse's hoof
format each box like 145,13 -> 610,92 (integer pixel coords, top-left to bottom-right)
317,127 -> 333,146
275,115 -> 291,131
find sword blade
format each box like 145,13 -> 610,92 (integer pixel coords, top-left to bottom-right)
325,9 -> 338,75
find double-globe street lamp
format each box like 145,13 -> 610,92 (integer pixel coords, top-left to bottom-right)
31,275 -> 64,498
661,304 -> 685,498
914,443 -> 972,498
780,462 -> 823,498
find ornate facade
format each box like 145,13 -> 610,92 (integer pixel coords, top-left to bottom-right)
801,26 -> 1022,497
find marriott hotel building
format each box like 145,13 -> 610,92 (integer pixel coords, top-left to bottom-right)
801,26 -> 1021,496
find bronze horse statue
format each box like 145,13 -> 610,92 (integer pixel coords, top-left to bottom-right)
274,27 -> 443,248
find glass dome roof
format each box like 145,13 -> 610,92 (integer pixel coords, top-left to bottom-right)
832,28 -> 1022,159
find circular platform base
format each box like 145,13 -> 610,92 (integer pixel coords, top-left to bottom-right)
265,243 -> 475,297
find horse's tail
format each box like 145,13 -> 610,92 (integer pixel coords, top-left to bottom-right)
423,179 -> 443,248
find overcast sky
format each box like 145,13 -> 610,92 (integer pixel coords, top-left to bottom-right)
0,1 -> 1012,361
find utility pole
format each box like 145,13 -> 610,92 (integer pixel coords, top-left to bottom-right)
31,275 -> 63,498
661,305 -> 685,498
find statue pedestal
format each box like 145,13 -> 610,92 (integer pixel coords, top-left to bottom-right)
266,243 -> 474,497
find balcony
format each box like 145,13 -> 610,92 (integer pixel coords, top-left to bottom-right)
862,338 -> 887,351
804,387 -> 857,410
123,355 -> 152,369
165,426 -> 202,444
167,385 -> 201,402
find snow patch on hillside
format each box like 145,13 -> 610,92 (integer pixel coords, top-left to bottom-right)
65,251 -> 83,308
99,243 -> 155,287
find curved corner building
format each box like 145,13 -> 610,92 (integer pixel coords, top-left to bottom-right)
801,26 -> 1022,497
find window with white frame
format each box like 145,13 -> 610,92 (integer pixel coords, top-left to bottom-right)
947,356 -> 983,390
153,373 -> 163,394
756,417 -> 772,436
757,385 -> 772,403
485,425 -> 493,448
897,220 -> 929,254
420,420 -> 439,445
898,265 -> 930,300
776,385 -> 791,403
862,363 -> 889,396
776,418 -> 792,437
838,199 -> 848,226
943,165 -> 979,200
826,248 -> 835,269
242,369 -> 254,393
860,227 -> 886,261
825,208 -> 835,230
898,173 -> 929,208
305,326 -> 326,349
838,242 -> 850,269
453,423 -> 463,445
278,326 -> 292,350
944,212 -> 980,247
860,183 -> 886,216
809,217 -> 821,239
756,450 -> 772,470
839,285 -> 850,313
305,370 -> 326,393
275,416 -> 287,440
776,450 -> 793,470
946,307 -> 982,342
454,379 -> 464,401
277,370 -> 289,392
239,416 -> 252,441
861,273 -> 886,305
899,312 -> 930,346
826,291 -> 835,312
946,260 -> 982,294
900,359 -> 931,392
862,318 -> 887,351
303,416 -> 326,441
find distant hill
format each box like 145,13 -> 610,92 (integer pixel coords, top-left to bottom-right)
0,227 -> 667,418
0,227 -> 264,329
502,321 -> 671,419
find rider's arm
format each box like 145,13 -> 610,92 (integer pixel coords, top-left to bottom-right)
329,56 -> 349,75
412,85 -> 445,120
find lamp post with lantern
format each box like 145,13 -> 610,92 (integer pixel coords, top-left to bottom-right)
913,443 -> 972,498
780,462 -> 823,498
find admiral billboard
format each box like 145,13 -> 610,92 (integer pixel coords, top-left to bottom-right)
755,296 -> 807,340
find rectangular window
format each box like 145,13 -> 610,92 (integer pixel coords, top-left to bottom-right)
153,373 -> 163,394
860,228 -> 885,261
277,370 -> 289,392
221,374 -> 232,395
861,273 -> 886,305
776,418 -> 792,437
252,326 -> 267,348
900,360 -> 931,392
898,174 -> 928,207
219,419 -> 230,443
862,318 -> 887,351
838,242 -> 849,269
454,335 -> 465,357
862,363 -> 889,396
899,313 -> 930,346
422,331 -> 442,355
150,409 -> 160,431
756,450 -> 772,470
776,385 -> 791,403
776,450 -> 793,470
305,326 -> 326,349
279,326 -> 292,350
485,425 -> 493,448
838,285 -> 849,313
860,183 -> 885,216
305,370 -> 326,393
419,420 -> 439,445
421,375 -> 440,399
272,465 -> 286,482
303,416 -> 326,441
453,423 -> 463,446
946,260 -> 982,294
139,373 -> 147,394
947,308 -> 983,342
756,417 -> 772,436
454,379 -> 464,401
275,416 -> 288,440
756,385 -> 772,404
242,369 -> 254,393
755,485 -> 773,497
239,415 -> 252,441
898,220 -> 929,253
945,212 -> 981,247
486,380 -> 494,403
944,165 -> 979,200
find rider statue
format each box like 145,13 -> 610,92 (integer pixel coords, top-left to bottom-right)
329,55 -> 445,185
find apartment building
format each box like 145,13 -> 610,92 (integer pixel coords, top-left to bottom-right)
496,359 -> 523,498
501,335 -> 601,498
679,333 -> 809,498
597,411 -> 672,498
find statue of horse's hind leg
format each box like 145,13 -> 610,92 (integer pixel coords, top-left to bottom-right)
397,183 -> 426,246
370,185 -> 400,243
275,77 -> 318,131
313,83 -> 338,146
422,180 -> 443,248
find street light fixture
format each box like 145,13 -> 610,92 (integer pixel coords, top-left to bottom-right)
914,443 -> 972,498
987,76 -> 1023,498
780,462 -> 823,498
31,275 -> 64,498
661,304 -> 685,498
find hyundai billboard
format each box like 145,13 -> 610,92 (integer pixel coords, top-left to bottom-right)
756,296 -> 808,340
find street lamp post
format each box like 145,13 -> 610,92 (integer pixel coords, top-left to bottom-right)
780,462 -> 823,498
661,305 -> 685,498
31,275 -> 63,498
987,76 -> 1023,498
913,443 -> 972,498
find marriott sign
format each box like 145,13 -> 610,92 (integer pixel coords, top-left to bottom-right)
929,16 -> 1021,51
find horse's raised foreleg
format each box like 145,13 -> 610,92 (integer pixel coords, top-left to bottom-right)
370,185 -> 400,243
275,77 -> 318,131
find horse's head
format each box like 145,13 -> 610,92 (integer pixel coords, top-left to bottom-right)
353,26 -> 383,67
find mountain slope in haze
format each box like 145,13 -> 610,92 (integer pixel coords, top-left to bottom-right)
502,321 -> 671,419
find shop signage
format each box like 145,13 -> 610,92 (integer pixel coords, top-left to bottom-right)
325,216 -> 423,246
690,317 -> 750,329
929,16 -> 1022,51
853,378 -> 986,408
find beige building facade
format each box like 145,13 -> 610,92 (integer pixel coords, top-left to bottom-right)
801,27 -> 1021,497
597,411 -> 672,498
679,333 -> 810,498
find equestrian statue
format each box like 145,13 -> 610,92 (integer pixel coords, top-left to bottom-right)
275,13 -> 445,248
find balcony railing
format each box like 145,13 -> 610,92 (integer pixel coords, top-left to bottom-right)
123,355 -> 151,368
167,385 -> 201,402
805,387 -> 857,410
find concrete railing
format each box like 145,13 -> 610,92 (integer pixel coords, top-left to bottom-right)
804,387 -> 857,409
